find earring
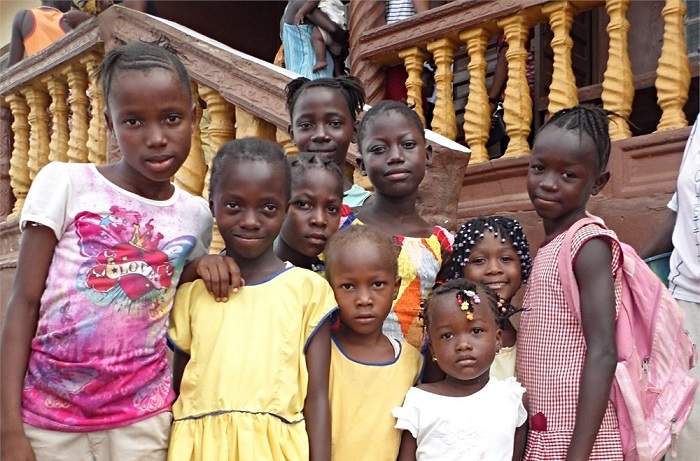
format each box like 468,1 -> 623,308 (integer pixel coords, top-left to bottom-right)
360,170 -> 367,176
432,357 -> 438,363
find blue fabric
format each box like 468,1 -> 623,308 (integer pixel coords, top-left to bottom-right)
281,22 -> 333,79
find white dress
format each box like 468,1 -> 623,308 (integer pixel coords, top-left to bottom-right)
393,378 -> 527,461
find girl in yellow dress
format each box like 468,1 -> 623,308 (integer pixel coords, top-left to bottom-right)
167,138 -> 338,461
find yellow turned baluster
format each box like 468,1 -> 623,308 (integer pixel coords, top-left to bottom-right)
82,51 -> 107,165
175,81 -> 207,197
42,74 -> 70,163
5,93 -> 30,220
398,46 -> 430,126
277,127 -> 298,157
198,85 -> 235,254
427,37 -> 458,140
63,62 -> 90,163
601,0 -> 633,140
543,2 -> 578,114
498,14 -> 533,157
656,0 -> 689,132
235,107 -> 277,141
460,26 -> 492,163
20,83 -> 51,180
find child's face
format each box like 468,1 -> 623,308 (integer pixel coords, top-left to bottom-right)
280,169 -> 342,258
357,111 -> 432,198
527,125 -> 609,230
461,232 -> 522,303
428,292 -> 501,384
211,159 -> 288,262
104,68 -> 195,186
289,87 -> 356,168
327,242 -> 400,336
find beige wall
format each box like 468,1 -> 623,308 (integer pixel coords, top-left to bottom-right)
1,1 -> 36,48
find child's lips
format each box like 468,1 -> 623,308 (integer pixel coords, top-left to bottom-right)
485,282 -> 507,290
385,169 -> 411,180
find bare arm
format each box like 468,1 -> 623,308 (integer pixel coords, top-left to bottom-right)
566,238 -> 617,461
8,10 -> 29,67
396,430 -> 418,461
638,210 -> 676,259
513,421 -> 528,461
489,41 -> 509,112
412,0 -> 431,13
1,225 -> 58,460
179,255 -> 243,302
303,318 -> 331,461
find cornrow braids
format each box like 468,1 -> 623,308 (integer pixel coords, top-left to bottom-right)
451,215 -> 531,283
97,39 -> 192,105
210,138 -> 290,201
286,76 -> 366,122
543,105 -> 614,172
289,152 -> 344,198
421,278 -> 523,331
324,225 -> 399,283
357,100 -> 425,149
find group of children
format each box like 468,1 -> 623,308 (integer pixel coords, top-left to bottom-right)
0,41 -> 639,461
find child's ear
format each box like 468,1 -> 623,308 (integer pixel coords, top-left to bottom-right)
427,338 -> 435,360
351,119 -> 358,144
495,327 -> 503,353
189,104 -> 196,133
425,143 -> 433,166
591,170 -> 611,196
392,276 -> 402,300
209,199 -> 215,216
104,108 -> 114,134
356,157 -> 365,176
287,123 -> 295,141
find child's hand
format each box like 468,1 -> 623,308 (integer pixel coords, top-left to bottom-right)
294,11 -> 305,25
0,430 -> 36,461
196,254 -> 244,302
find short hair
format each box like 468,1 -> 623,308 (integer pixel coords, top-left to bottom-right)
289,152 -> 344,198
286,76 -> 366,123
357,100 -> 425,149
451,215 -> 531,283
324,226 -> 398,282
541,105 -> 614,173
97,39 -> 192,105
421,278 -> 523,330
209,138 -> 290,201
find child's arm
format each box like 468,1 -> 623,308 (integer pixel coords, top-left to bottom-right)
303,318 -> 331,461
1,225 -> 57,460
567,238 -> 618,461
513,421 -> 528,461
294,0 -> 321,25
180,254 -> 243,302
396,430 -> 418,461
638,209 -> 676,259
8,9 -> 29,66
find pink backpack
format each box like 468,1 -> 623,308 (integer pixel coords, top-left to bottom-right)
558,216 -> 698,461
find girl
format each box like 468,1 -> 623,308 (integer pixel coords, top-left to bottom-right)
168,138 -> 337,461
341,100 -> 453,352
275,152 -> 344,272
517,105 -> 622,460
286,76 -> 371,207
451,215 -> 531,379
393,279 -> 527,460
324,226 -> 424,461
0,42 -> 212,461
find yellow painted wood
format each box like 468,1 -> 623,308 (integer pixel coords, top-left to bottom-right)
543,2 -> 578,114
601,0 -> 633,140
19,83 -> 51,181
277,127 -> 298,156
5,93 -> 30,220
81,51 -> 107,165
427,37 -> 459,140
235,106 -> 277,141
42,74 -> 70,163
63,62 -> 90,163
175,81 -> 207,198
398,46 -> 430,126
460,27 -> 492,163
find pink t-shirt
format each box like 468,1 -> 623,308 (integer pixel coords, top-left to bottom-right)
19,162 -> 212,431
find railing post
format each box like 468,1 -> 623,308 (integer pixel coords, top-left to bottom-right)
19,83 -> 51,181
427,37 -> 459,141
349,0 -> 387,104
460,26 -> 492,163
63,62 -> 90,163
42,74 -> 70,163
655,0 -> 690,132
5,93 -> 30,221
601,0 -> 633,140
235,107 -> 277,141
81,51 -> 107,165
498,14 -> 533,156
398,46 -> 430,126
0,104 -> 13,218
175,81 -> 207,198
543,1 -> 578,114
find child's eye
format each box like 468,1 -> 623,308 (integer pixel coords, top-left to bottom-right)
372,281 -> 386,288
563,171 -> 576,179
501,256 -> 514,262
403,140 -> 417,149
294,200 -> 311,210
329,120 -> 342,127
225,202 -> 240,210
124,119 -> 141,127
264,204 -> 278,212
298,122 -> 313,129
370,145 -> 387,154
326,205 -> 340,214
529,164 -> 544,172
472,328 -> 483,335
165,115 -> 182,124
440,332 -> 453,339
471,257 -> 486,264
340,283 -> 354,290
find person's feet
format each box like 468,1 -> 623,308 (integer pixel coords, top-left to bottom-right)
313,59 -> 329,72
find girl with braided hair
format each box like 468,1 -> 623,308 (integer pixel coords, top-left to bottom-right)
451,215 -> 531,380
518,105 -> 624,460
393,278 -> 527,461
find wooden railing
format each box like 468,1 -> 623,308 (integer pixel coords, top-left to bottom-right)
349,0 -> 694,163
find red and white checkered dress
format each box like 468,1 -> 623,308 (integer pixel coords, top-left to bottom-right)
517,223 -> 624,460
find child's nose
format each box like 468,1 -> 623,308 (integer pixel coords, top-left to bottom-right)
145,124 -> 167,147
387,145 -> 405,163
239,210 -> 260,228
311,126 -> 330,141
486,260 -> 503,275
539,172 -> 558,191
309,208 -> 327,227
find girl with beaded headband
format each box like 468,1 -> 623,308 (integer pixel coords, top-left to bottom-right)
450,215 -> 531,379
393,279 -> 527,461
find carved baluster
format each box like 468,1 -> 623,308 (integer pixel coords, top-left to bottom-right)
348,0 -> 387,104
543,2 -> 578,114
20,83 -> 51,180
277,127 -> 298,156
198,85 -> 235,254
498,14 -> 533,156
427,37 -> 458,140
63,62 -> 90,163
5,93 -> 30,220
601,0 -> 633,139
42,74 -> 70,163
0,104 -> 13,218
398,46 -> 430,126
656,0 -> 690,131
235,107 -> 277,141
175,81 -> 207,197
460,26 -> 492,163
82,51 -> 107,165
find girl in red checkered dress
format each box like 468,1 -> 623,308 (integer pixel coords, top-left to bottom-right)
516,106 -> 624,460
